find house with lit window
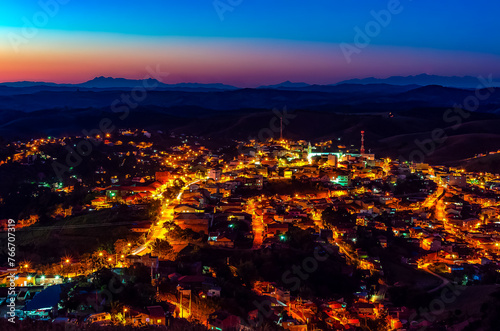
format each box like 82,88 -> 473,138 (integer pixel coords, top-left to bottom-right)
91,196 -> 112,210
208,233 -> 235,248
146,306 -> 166,326
174,204 -> 204,213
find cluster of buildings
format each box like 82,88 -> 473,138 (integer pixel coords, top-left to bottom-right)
3,131 -> 500,329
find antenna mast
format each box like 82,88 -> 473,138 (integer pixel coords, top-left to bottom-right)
360,131 -> 365,154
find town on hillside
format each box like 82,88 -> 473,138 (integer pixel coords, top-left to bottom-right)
2,129 -> 500,330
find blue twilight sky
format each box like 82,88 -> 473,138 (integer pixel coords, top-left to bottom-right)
1,0 -> 499,86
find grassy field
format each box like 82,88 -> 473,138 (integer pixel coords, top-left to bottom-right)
2,206 -> 146,264
459,152 -> 500,173
439,284 -> 500,317
384,261 -> 442,291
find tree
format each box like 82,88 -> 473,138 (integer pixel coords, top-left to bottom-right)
114,239 -> 131,256
147,200 -> 161,219
86,251 -> 108,272
191,296 -> 221,325
321,207 -> 354,227
151,239 -> 175,260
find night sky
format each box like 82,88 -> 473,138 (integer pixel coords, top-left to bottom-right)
1,0 -> 499,86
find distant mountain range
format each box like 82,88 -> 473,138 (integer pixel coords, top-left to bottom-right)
335,74 -> 500,89
258,74 -> 500,90
258,81 -> 311,89
2,74 -> 499,90
1,83 -> 500,113
0,76 -> 239,91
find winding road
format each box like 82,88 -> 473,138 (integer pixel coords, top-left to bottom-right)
131,179 -> 200,256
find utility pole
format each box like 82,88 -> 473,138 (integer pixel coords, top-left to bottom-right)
189,290 -> 192,317
179,290 -> 183,318
280,117 -> 283,140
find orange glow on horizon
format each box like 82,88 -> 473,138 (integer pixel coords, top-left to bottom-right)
1,29 -> 499,87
